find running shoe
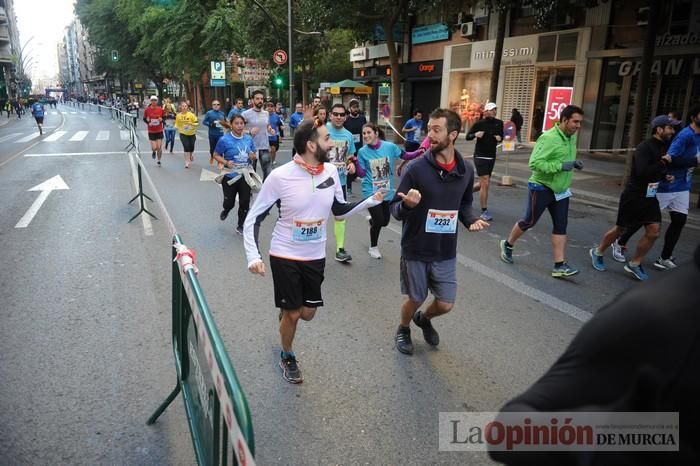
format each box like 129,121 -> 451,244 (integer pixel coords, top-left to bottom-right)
480,210 -> 493,221
279,355 -> 303,384
412,311 -> 439,346
220,210 -> 229,221
611,239 -> 626,263
590,247 -> 606,271
335,249 -> 352,262
499,240 -> 513,264
368,246 -> 382,259
235,225 -> 243,235
624,262 -> 648,281
551,262 -> 579,278
653,257 -> 677,270
395,326 -> 414,355
157,160 -> 161,167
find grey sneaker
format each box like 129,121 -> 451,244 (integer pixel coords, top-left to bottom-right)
499,240 -> 513,264
611,239 -> 626,263
624,262 -> 648,281
590,247 -> 606,271
552,262 -> 579,278
653,257 -> 677,270
279,355 -> 303,384
335,249 -> 352,262
412,311 -> 439,346
395,326 -> 414,355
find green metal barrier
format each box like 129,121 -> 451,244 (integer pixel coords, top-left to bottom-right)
148,235 -> 255,465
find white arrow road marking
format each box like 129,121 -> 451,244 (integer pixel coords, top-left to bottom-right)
15,175 -> 70,228
200,168 -> 221,182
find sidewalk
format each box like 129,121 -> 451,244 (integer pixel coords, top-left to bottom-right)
452,138 -> 700,229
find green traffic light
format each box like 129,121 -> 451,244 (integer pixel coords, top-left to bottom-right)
274,77 -> 283,86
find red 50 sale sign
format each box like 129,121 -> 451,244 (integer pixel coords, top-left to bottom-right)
543,87 -> 573,132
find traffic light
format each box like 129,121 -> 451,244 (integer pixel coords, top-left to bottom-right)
274,76 -> 283,88
111,50 -> 119,62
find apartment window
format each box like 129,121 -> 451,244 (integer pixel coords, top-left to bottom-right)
556,33 -> 578,61
537,35 -> 556,62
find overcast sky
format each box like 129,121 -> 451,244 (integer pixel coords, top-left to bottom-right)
15,0 -> 77,80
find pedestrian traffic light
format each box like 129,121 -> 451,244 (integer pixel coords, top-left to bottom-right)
274,76 -> 283,88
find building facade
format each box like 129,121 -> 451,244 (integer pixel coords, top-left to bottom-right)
0,0 -> 21,99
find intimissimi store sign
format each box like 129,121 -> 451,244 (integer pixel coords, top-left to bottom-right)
618,57 -> 700,76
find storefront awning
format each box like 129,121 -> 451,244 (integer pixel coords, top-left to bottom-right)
329,79 -> 373,95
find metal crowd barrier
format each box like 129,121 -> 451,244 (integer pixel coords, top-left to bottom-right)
147,235 -> 256,465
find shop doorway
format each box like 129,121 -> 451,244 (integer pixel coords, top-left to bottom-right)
530,68 -> 575,141
410,80 -> 441,117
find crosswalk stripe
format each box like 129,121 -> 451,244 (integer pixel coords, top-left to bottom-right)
70,112 -> 77,114
96,130 -> 110,141
69,131 -> 88,141
0,132 -> 22,143
43,131 -> 68,142
50,111 -> 58,115
120,130 -> 129,140
15,133 -> 40,143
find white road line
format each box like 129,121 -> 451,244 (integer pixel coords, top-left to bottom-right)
96,130 -> 110,141
15,133 -> 40,143
24,151 -> 124,157
385,223 -> 592,323
120,130 -> 129,140
43,131 -> 68,142
70,112 -> 77,114
69,131 -> 88,141
0,132 -> 23,143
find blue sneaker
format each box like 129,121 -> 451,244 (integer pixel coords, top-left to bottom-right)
499,240 -> 513,264
551,262 -> 579,278
590,247 -> 606,271
624,262 -> 648,281
480,210 -> 493,221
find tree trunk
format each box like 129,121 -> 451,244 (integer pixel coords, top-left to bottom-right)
489,7 -> 508,103
624,0 -> 658,184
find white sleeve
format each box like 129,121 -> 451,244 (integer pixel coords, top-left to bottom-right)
243,173 -> 280,268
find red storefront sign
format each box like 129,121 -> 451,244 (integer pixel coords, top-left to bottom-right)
542,87 -> 573,132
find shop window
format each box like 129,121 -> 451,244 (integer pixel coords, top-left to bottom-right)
593,60 -> 624,150
450,44 -> 472,69
556,33 -> 578,61
537,35 -> 556,62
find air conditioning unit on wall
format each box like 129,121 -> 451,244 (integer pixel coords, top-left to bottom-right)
460,22 -> 475,38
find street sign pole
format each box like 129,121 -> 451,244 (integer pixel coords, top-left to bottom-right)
287,0 -> 294,112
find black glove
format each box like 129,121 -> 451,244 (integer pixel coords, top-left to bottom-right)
573,160 -> 584,170
561,161 -> 574,171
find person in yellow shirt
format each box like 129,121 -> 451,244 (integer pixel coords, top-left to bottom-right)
175,101 -> 199,168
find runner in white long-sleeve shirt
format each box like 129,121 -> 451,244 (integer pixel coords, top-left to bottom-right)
244,118 -> 385,383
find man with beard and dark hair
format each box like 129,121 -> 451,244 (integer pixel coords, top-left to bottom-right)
243,118 -> 386,384
344,98 -> 367,196
466,102 -> 504,221
390,108 -> 489,355
589,115 -> 678,281
242,90 -> 276,180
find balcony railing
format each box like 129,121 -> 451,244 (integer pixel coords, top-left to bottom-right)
0,7 -> 7,24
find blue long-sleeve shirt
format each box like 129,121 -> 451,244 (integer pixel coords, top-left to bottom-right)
288,111 -> 304,129
659,125 -> 700,193
202,109 -> 225,136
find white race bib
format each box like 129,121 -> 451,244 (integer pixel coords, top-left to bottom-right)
425,209 -> 458,234
646,182 -> 659,198
554,189 -> 572,201
292,218 -> 325,242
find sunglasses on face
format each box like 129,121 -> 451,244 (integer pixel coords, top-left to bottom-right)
332,112 -> 346,117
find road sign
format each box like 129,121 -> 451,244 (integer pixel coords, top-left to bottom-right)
272,50 -> 288,66
543,87 -> 573,132
210,61 -> 226,87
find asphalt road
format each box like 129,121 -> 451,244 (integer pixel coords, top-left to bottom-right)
1,105 -> 697,464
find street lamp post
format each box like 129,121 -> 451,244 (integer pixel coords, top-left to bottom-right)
287,0 -> 293,114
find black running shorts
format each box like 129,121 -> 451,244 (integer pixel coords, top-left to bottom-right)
148,131 -> 164,141
34,116 -> 44,124
269,255 -> 325,310
473,157 -> 496,177
616,190 -> 661,228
